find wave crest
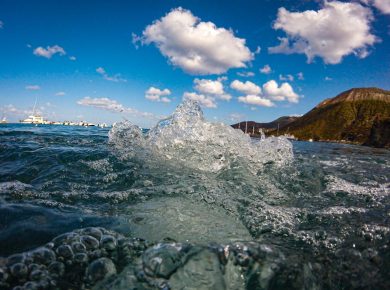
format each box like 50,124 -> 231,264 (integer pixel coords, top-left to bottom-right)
109,100 -> 293,173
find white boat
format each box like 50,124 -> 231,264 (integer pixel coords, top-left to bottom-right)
20,98 -> 47,124
0,117 -> 7,124
20,114 -> 45,124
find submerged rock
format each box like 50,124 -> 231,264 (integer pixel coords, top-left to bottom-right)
168,249 -> 227,290
56,245 -> 74,259
86,257 -> 116,283
81,235 -> 100,250
0,228 -> 282,289
0,222 -> 388,290
142,243 -> 188,279
30,247 -> 56,266
47,261 -> 65,277
10,263 -> 28,279
100,235 -> 117,251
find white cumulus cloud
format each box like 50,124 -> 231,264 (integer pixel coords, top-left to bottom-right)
263,80 -> 299,103
230,79 -> 300,107
1,103 -> 56,120
194,78 -> 224,95
183,78 -> 231,108
1,104 -> 30,116
362,0 -> 390,14
145,87 -> 172,103
182,92 -> 217,108
96,67 -> 127,83
279,74 -> 294,81
77,97 -> 157,119
238,95 -> 275,107
194,78 -> 231,100
237,71 -> 255,77
25,85 -> 40,90
373,0 -> 390,14
230,80 -> 261,95
138,7 -> 253,75
260,64 -> 272,74
269,1 -> 376,64
33,45 -> 66,58
77,97 -> 125,112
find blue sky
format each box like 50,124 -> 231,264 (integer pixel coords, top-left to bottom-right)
0,0 -> 389,127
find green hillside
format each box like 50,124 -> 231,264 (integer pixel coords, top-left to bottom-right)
276,88 -> 390,147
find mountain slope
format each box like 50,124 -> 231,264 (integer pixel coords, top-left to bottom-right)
231,116 -> 299,133
278,88 -> 390,147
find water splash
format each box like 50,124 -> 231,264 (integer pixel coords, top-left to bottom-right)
109,100 -> 293,173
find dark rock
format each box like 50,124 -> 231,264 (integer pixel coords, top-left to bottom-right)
48,262 -> 65,277
74,253 -> 89,264
80,228 -> 103,240
10,263 -> 28,279
100,235 -> 117,251
30,247 -> 56,265
81,235 -> 100,250
23,281 -> 39,290
0,267 -> 9,282
86,257 -> 116,283
29,269 -> 45,281
56,245 -> 74,259
71,242 -> 87,253
52,232 -> 79,247
6,254 -> 26,267
142,244 -> 184,279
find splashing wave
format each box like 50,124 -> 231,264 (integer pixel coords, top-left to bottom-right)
109,100 -> 293,173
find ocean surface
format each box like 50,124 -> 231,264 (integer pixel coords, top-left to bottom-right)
0,101 -> 389,289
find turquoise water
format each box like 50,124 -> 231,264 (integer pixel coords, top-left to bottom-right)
0,101 -> 389,289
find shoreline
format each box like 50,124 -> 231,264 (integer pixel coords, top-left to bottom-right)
248,133 -> 389,150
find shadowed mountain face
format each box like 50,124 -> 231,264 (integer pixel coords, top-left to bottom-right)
277,88 -> 390,147
231,116 -> 299,134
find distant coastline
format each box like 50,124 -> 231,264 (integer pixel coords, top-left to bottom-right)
1,122 -> 111,128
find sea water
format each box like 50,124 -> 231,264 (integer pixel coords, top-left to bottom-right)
0,100 -> 389,289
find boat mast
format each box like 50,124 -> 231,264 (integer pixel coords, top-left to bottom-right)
32,97 -> 38,115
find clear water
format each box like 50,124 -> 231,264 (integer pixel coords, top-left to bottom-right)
0,101 -> 389,289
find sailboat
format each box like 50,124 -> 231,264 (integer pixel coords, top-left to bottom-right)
20,98 -> 46,124
0,116 -> 7,124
